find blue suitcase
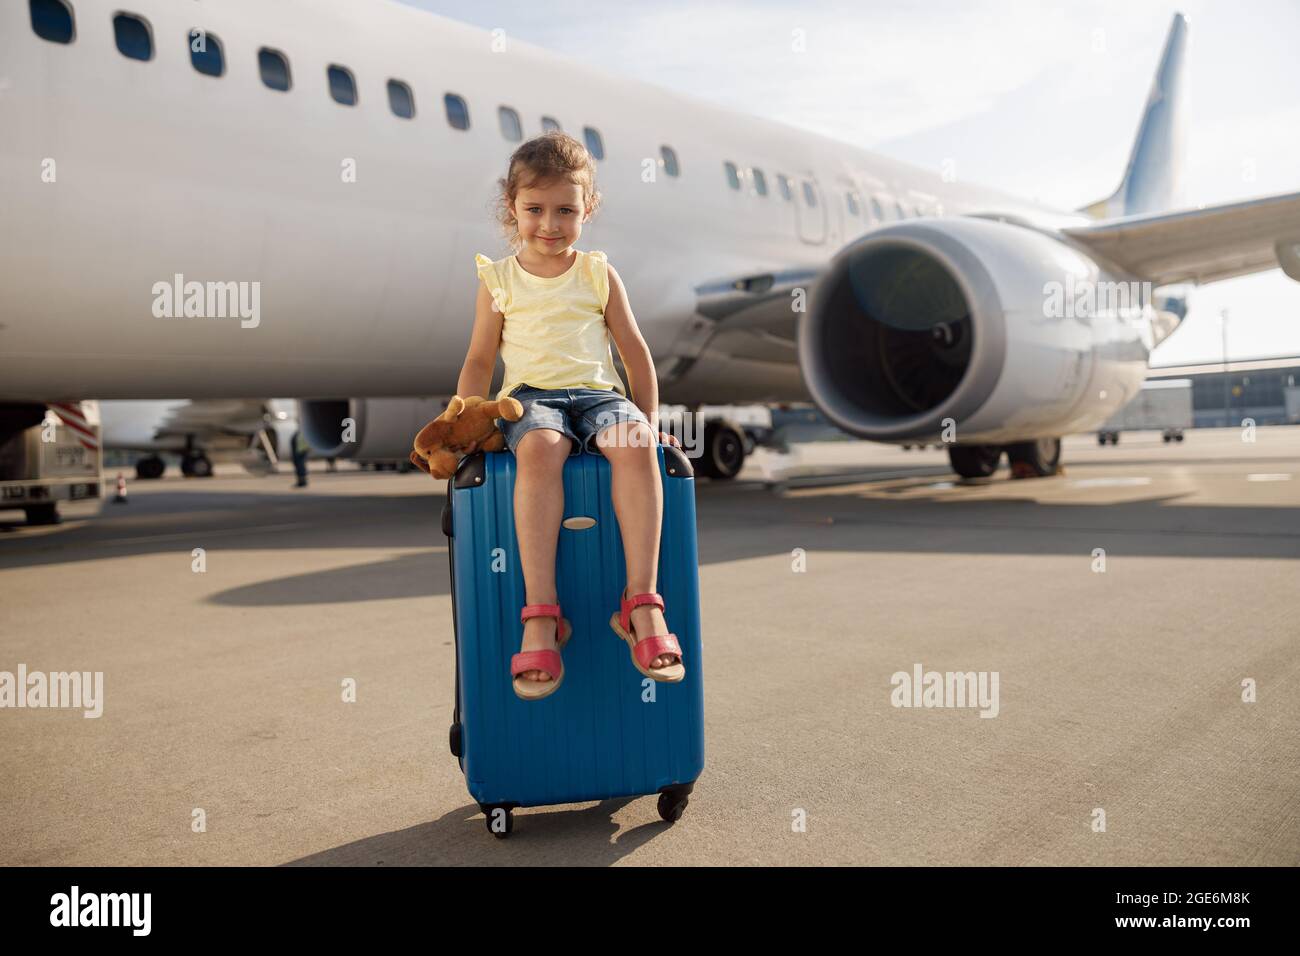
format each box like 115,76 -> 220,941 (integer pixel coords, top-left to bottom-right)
441,443 -> 705,837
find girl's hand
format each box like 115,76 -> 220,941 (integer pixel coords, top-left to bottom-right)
657,430 -> 681,448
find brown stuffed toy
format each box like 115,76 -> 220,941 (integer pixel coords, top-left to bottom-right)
410,394 -> 524,479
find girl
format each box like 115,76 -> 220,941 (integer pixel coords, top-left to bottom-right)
455,131 -> 686,701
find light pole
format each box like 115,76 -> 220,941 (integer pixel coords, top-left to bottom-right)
1220,308 -> 1230,428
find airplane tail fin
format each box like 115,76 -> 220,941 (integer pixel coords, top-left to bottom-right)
1078,12 -> 1189,219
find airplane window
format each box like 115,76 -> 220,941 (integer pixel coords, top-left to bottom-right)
259,48 -> 291,91
328,65 -> 357,106
724,162 -> 740,190
445,93 -> 469,130
583,127 -> 604,161
894,200 -> 906,219
113,13 -> 152,61
541,116 -> 561,132
777,175 -> 792,201
846,192 -> 860,216
801,181 -> 817,207
870,198 -> 884,221
499,106 -> 523,142
189,30 -> 224,77
660,146 -> 680,177
29,0 -> 74,43
387,80 -> 414,118
751,169 -> 768,197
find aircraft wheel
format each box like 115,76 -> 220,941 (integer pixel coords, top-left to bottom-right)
696,418 -> 746,480
181,454 -> 213,478
135,456 -> 165,480
1005,438 -> 1062,478
947,444 -> 1002,478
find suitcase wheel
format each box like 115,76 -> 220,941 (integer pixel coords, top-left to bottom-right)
479,803 -> 515,838
448,722 -> 462,757
657,785 -> 692,823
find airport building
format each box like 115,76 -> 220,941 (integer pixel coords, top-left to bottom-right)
1147,356 -> 1300,427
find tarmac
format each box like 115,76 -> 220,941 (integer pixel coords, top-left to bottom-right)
1,427 -> 1297,865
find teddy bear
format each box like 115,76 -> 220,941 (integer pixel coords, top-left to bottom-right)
410,394 -> 524,479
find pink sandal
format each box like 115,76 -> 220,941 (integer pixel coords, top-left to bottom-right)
511,603 -> 573,701
610,587 -> 685,683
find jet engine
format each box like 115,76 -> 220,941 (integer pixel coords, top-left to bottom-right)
298,397 -> 449,460
798,217 -> 1152,448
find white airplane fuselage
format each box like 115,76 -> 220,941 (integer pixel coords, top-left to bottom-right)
1,0 -> 1144,424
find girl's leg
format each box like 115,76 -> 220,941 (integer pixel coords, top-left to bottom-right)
514,428 -> 575,681
595,421 -> 679,669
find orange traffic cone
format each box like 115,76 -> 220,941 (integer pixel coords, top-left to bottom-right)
113,472 -> 128,504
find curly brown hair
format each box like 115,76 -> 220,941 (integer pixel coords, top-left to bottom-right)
490,131 -> 602,253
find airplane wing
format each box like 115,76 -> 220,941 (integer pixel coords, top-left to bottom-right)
667,266 -> 818,368
152,399 -> 274,441
664,191 -> 1300,402
1063,190 -> 1300,286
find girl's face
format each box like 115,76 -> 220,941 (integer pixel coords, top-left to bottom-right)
513,179 -> 588,257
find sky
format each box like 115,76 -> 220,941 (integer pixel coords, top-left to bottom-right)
402,0 -> 1300,366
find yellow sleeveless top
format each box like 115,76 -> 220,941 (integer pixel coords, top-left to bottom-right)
474,249 -> 629,402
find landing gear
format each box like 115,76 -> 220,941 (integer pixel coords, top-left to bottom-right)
180,453 -> 213,478
947,444 -> 1002,478
135,455 -> 165,479
1005,437 -> 1062,478
1161,429 -> 1184,443
694,417 -> 746,480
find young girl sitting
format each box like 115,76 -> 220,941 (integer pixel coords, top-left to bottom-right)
455,131 -> 686,701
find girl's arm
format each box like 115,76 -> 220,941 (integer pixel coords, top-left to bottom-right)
603,264 -> 679,447
457,279 -> 504,399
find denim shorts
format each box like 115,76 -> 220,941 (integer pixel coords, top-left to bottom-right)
495,384 -> 653,457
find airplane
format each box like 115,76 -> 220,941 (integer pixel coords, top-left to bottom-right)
99,398 -> 296,478
2,0 -> 1298,481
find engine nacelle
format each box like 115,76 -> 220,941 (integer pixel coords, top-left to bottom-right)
798,217 -> 1153,444
298,397 -> 449,459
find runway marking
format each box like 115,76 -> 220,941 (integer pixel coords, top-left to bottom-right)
768,513 -> 1300,540
1068,477 -> 1152,488
109,522 -> 315,545
1246,473 -> 1292,481
770,467 -> 951,489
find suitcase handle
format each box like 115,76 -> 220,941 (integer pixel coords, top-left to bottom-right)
444,480 -> 463,753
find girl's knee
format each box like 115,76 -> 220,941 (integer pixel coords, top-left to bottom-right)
598,421 -> 655,458
516,428 -> 571,466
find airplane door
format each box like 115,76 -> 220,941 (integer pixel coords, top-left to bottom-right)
794,175 -> 827,245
